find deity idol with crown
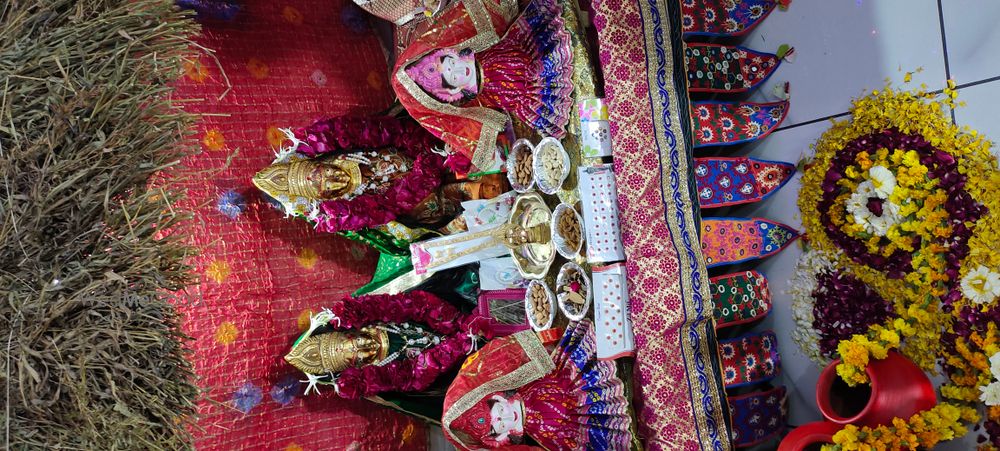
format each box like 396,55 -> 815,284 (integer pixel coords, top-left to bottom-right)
285,291 -> 495,398
253,116 -> 509,234
441,321 -> 632,450
392,0 -> 575,172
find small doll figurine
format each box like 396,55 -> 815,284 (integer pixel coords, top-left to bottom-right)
442,320 -> 632,450
252,115 -> 505,233
393,0 -> 575,172
285,291 -> 495,398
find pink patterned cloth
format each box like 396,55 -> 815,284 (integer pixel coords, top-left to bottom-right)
592,0 -> 732,448
520,357 -> 590,450
170,0 -> 427,449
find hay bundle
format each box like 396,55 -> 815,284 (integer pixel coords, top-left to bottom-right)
0,1 -> 200,448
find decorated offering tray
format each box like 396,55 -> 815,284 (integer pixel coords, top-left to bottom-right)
506,192 -> 557,279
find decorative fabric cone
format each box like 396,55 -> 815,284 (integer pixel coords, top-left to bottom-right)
718,330 -> 781,389
710,270 -> 772,328
694,157 -> 796,208
692,100 -> 789,148
701,218 -> 800,268
815,350 -> 937,428
777,421 -> 842,451
729,385 -> 787,448
686,43 -> 791,94
681,0 -> 784,38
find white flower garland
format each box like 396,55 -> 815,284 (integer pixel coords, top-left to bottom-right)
786,247 -> 840,366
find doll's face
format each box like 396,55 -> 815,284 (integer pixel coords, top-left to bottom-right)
489,394 -> 524,442
441,53 -> 477,91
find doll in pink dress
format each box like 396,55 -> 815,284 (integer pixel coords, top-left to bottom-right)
442,320 -> 632,450
394,0 -> 575,171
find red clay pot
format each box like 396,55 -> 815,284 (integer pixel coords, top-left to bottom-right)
777,421 -> 841,451
815,350 -> 936,427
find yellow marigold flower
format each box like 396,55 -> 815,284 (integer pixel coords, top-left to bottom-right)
877,328 -> 901,347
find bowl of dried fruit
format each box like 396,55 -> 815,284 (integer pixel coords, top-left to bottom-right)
506,138 -> 536,193
532,137 -> 569,195
556,262 -> 591,321
551,203 -> 584,259
524,280 -> 555,331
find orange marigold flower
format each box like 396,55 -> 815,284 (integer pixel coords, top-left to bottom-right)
202,129 -> 226,152
247,58 -> 270,79
282,6 -> 304,24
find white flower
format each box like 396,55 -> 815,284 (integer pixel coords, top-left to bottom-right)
846,181 -> 901,237
868,199 -> 902,236
980,381 -> 1000,406
846,181 -> 875,222
787,248 -> 839,365
960,265 -> 1000,305
990,351 -> 1000,379
868,165 -> 896,197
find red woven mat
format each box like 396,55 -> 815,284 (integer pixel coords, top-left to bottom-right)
171,1 -> 428,449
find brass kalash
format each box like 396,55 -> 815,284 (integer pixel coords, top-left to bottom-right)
415,191 -> 557,279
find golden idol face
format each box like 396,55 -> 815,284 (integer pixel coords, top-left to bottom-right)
349,332 -> 382,366
309,163 -> 352,198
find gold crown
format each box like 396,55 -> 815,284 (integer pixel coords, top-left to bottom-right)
284,328 -> 390,375
252,160 -> 320,201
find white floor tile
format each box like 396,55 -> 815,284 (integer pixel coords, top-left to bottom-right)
736,0 -> 946,126
955,81 -> 1000,161
942,0 -> 1000,84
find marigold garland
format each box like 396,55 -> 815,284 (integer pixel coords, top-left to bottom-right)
798,83 -> 1000,446
821,404 -> 976,451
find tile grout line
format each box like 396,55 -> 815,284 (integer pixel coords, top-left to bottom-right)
936,0 -> 957,124
956,75 -> 1000,90
773,112 -> 851,132
773,77 -> 1000,134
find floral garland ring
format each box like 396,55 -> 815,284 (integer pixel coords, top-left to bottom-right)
798,82 -> 1000,448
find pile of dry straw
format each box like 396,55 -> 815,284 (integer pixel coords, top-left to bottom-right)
1,1 -> 201,448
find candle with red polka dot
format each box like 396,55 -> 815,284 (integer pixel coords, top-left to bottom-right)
578,164 -> 626,264
592,263 -> 635,360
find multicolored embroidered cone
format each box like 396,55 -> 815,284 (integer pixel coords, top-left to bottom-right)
694,157 -> 795,208
710,270 -> 772,328
701,218 -> 800,268
681,0 -> 784,38
691,100 -> 789,147
686,43 -> 790,93
729,385 -> 787,447
718,330 -> 782,388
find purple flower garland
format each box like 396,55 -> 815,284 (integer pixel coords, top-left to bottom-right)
291,116 -> 448,232
323,291 -> 495,399
817,129 -> 986,300
811,269 -> 895,356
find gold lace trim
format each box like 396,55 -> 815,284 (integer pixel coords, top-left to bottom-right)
395,0 -> 512,170
442,330 -> 554,450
